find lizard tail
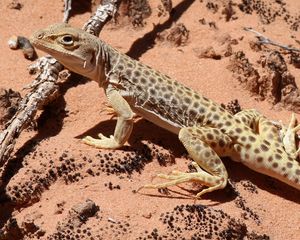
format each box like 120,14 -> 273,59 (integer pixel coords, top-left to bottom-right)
243,152 -> 300,191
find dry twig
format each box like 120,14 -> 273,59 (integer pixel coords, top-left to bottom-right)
0,0 -> 120,186
244,27 -> 300,52
63,0 -> 72,23
83,0 -> 119,35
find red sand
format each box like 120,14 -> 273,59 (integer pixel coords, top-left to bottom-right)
0,0 -> 299,239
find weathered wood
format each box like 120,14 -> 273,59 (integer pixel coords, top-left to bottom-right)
244,27 -> 300,52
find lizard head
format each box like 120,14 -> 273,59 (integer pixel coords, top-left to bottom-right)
31,23 -> 104,81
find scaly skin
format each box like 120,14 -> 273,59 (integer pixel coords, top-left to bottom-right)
31,23 -> 300,198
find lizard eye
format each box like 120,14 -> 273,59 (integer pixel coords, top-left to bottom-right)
61,35 -> 74,45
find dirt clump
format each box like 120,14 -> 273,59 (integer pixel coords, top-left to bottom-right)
0,212 -> 45,240
157,0 -> 172,17
156,23 -> 189,47
221,99 -> 242,115
227,51 -> 260,94
7,0 -> 23,10
117,0 -> 152,27
138,204 -> 269,239
200,0 -> 300,30
228,50 -> 300,112
49,199 -> 132,239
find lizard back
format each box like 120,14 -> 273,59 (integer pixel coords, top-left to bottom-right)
105,46 -> 233,134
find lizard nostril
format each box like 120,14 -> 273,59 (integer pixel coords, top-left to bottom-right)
37,33 -> 44,39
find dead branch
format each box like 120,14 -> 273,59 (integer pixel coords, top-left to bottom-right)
63,0 -> 72,23
0,0 -> 120,186
244,27 -> 300,52
83,0 -> 119,35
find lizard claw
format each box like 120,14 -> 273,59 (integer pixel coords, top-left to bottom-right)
82,134 -> 120,149
97,133 -> 106,139
82,136 -> 94,143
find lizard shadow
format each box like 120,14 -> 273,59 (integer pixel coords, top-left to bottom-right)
126,0 -> 196,60
77,118 -> 185,158
35,73 -> 89,138
77,118 -> 300,203
224,159 -> 300,203
136,185 -> 238,205
76,118 -> 238,203
65,0 -> 92,21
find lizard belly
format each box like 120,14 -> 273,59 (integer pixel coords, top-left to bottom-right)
132,106 -> 182,135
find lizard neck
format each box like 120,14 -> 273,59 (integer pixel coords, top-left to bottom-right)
92,40 -> 109,87
95,42 -> 123,88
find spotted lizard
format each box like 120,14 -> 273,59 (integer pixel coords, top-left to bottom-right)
30,23 -> 300,197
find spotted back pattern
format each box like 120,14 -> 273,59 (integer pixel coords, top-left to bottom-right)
104,45 -> 300,190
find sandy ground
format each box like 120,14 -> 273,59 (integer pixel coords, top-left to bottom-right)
0,0 -> 300,239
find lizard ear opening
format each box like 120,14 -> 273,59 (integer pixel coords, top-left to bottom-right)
89,51 -> 96,65
83,51 -> 96,69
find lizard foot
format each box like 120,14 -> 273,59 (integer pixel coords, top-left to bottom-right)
82,134 -> 121,149
141,162 -> 226,199
280,113 -> 300,158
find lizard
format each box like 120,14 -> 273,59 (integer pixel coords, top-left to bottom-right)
30,23 -> 300,198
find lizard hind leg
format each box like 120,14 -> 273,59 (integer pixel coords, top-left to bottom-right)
234,109 -> 262,128
234,109 -> 281,139
234,109 -> 282,142
236,110 -> 300,157
143,127 -> 230,198
234,109 -> 300,159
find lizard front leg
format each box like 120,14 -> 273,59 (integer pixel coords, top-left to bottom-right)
82,88 -> 134,149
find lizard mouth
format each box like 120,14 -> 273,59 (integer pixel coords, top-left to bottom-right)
30,36 -> 97,80
30,36 -> 86,68
31,38 -> 73,58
